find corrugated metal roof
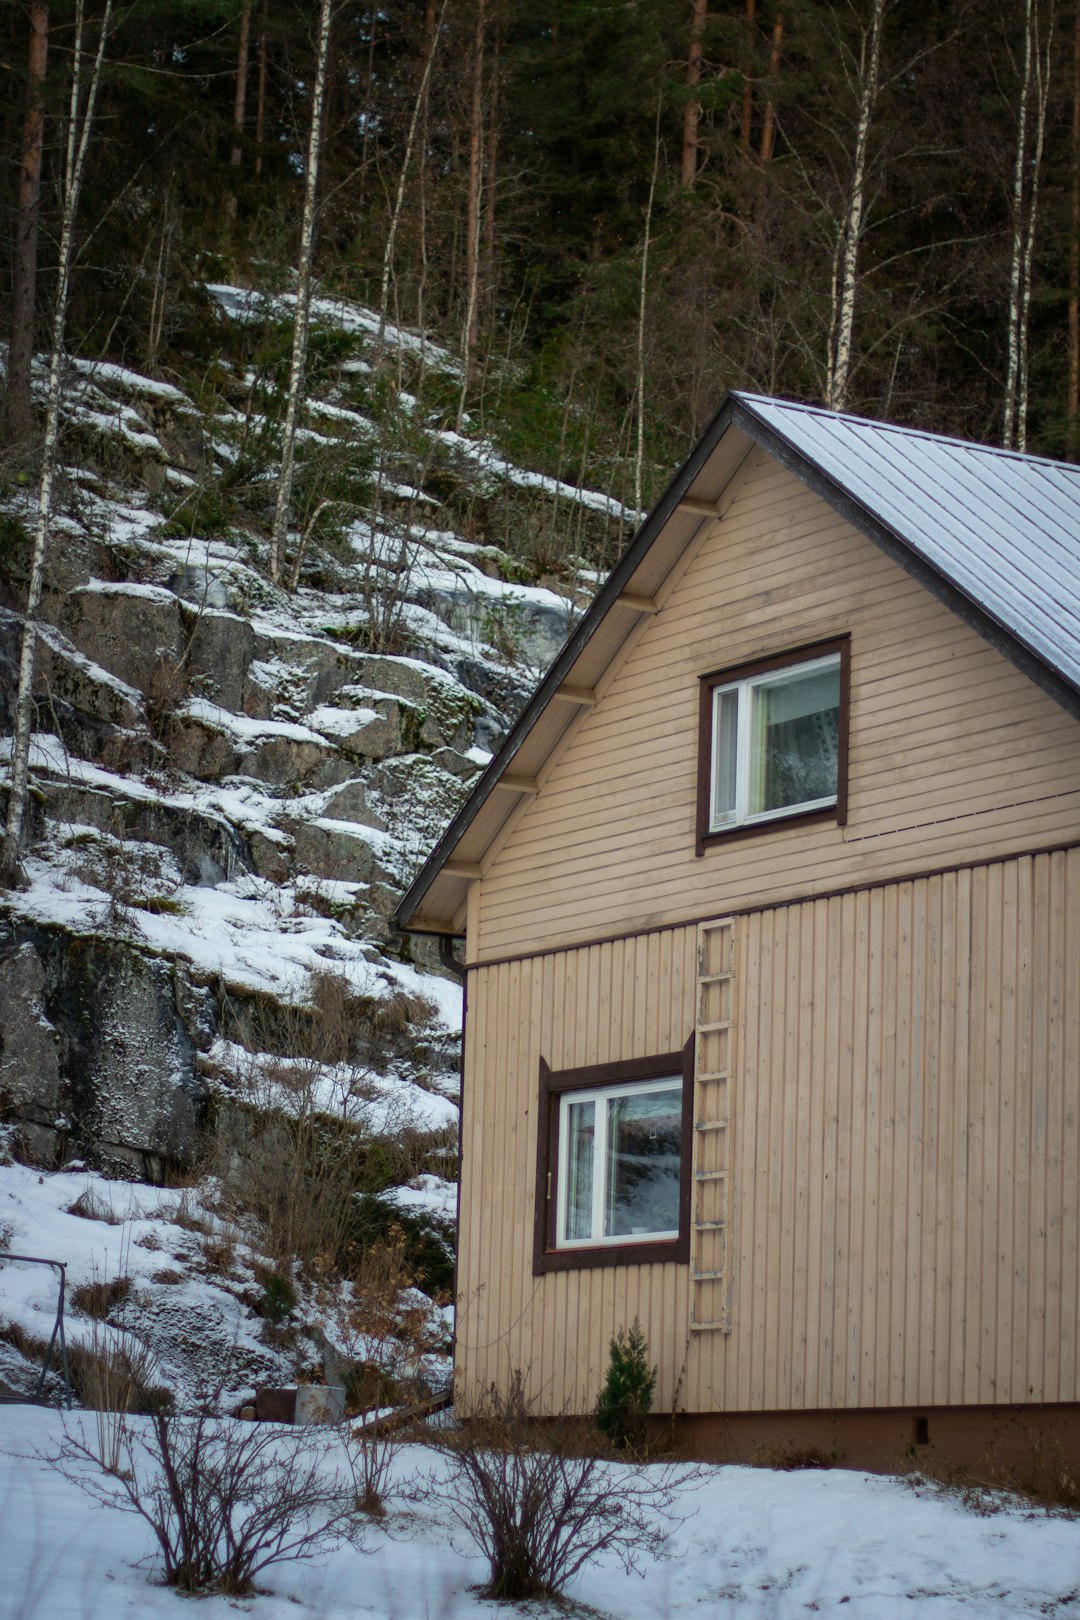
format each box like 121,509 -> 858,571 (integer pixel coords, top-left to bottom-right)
736,393 -> 1080,695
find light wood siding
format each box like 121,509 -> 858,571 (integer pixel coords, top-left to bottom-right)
456,927 -> 698,1413
472,455 -> 1080,962
458,850 -> 1080,1415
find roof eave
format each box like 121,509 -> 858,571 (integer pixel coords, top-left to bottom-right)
393,393 -> 744,934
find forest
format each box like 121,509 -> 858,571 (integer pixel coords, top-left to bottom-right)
0,0 -> 1076,523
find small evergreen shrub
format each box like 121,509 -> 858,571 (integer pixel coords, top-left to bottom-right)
259,1269 -> 297,1324
595,1317 -> 656,1453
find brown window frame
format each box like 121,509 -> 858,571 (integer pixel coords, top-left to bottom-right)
696,635 -> 851,857
533,1040 -> 694,1276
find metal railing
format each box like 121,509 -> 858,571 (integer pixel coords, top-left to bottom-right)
0,1254 -> 73,1408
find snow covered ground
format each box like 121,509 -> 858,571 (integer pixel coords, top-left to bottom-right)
0,1404 -> 1077,1619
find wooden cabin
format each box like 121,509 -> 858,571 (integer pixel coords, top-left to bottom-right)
395,393 -> 1080,1474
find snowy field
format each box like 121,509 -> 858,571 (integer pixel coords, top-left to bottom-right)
0,1405 -> 1078,1620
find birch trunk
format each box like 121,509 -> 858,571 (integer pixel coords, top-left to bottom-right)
1003,0 -> 1035,449
269,0 -> 333,588
634,104 -> 662,518
824,0 -> 887,413
482,4 -> 502,325
3,0 -> 112,885
1016,1 -> 1055,452
681,0 -> 708,187
457,0 -> 487,424
376,0 -> 446,359
6,4 -> 50,448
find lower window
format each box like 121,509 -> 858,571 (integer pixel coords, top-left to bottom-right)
534,1046 -> 693,1274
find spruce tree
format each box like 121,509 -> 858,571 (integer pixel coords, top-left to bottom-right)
595,1318 -> 656,1454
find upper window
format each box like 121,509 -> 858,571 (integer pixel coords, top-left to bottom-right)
698,640 -> 849,847
534,1048 -> 693,1274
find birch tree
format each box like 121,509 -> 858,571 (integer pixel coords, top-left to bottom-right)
1003,0 -> 1056,451
269,0 -> 333,588
456,0 -> 488,426
2,0 -> 113,886
5,3 -> 50,448
634,102 -> 663,516
824,0 -> 888,412
376,0 -> 447,360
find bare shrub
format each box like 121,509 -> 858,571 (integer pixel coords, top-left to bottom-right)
59,1410 -> 361,1594
144,655 -> 189,746
428,1373 -> 692,1601
343,1412 -> 397,1519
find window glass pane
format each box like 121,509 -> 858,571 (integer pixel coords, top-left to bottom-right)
563,1099 -> 595,1241
749,660 -> 840,816
603,1085 -> 681,1238
711,687 -> 739,825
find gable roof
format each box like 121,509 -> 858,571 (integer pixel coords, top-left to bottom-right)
395,390 -> 1080,937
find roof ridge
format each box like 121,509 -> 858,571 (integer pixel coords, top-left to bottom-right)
732,391 -> 1080,474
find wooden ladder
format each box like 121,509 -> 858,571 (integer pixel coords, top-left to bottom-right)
690,917 -> 735,1333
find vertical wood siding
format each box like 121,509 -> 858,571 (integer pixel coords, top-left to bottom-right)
458,850 -> 1080,1415
473,456 -> 1080,961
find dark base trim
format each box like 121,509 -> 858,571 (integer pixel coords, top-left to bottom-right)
660,1403 -> 1080,1482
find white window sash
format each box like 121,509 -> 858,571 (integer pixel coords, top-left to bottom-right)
555,1077 -> 681,1250
709,653 -> 840,833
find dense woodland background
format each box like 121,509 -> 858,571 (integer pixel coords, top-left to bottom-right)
0,0 -> 1077,519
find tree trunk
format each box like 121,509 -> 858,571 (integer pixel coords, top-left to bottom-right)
269,0 -> 333,588
759,11 -> 783,162
377,0 -> 447,359
482,2 -> 503,327
740,0 -> 756,155
457,0 -> 487,417
254,0 -> 268,177
681,0 -> 708,187
824,0 -> 887,413
1016,1 -> 1055,452
5,3 -> 50,448
1002,0 -> 1055,451
634,101 -> 662,517
1069,0 -> 1080,458
226,4 -> 252,221
3,0 -> 113,885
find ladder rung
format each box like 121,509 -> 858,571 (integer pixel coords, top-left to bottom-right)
697,1019 -> 731,1034
695,1118 -> 729,1132
690,1319 -> 729,1332
693,1218 -> 727,1231
695,1069 -> 729,1083
699,970 -> 733,984
691,1268 -> 725,1281
694,1169 -> 728,1182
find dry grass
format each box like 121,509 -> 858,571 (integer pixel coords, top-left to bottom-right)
901,1427 -> 1080,1516
751,1443 -> 841,1471
72,1274 -> 132,1321
66,1186 -> 123,1225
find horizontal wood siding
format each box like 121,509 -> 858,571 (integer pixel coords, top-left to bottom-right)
459,850 -> 1080,1416
473,456 -> 1080,961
